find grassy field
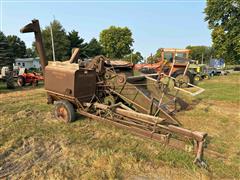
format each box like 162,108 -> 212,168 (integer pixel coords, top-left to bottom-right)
0,74 -> 239,179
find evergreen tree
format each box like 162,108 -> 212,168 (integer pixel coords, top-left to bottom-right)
41,20 -> 70,61
67,30 -> 88,58
6,35 -> 26,59
85,38 -> 103,58
0,32 -> 13,70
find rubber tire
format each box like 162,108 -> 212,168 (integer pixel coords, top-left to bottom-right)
193,75 -> 201,85
17,76 -> 26,87
6,71 -> 15,89
172,70 -> 194,87
204,75 -> 210,80
54,100 -> 76,123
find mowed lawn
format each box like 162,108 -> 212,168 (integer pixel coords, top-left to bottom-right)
0,74 -> 239,179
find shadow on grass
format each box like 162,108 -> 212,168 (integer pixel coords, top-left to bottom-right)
0,81 -> 44,94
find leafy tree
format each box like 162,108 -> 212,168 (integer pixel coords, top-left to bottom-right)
100,26 -> 134,59
85,38 -> 103,58
186,45 -> 214,63
67,30 -> 88,58
41,20 -> 70,61
25,48 -> 36,58
205,0 -> 240,64
124,51 -> 143,64
146,54 -> 156,64
146,49 -> 162,63
6,35 -> 26,59
154,49 -> 162,59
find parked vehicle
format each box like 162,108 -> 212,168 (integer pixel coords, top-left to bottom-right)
188,62 -> 211,84
134,48 -> 194,87
208,67 -> 229,76
17,68 -> 44,87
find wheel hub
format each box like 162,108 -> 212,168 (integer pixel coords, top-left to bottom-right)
175,75 -> 190,88
56,106 -> 69,122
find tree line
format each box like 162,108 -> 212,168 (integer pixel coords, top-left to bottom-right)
0,0 -> 239,65
1,26 -> 216,66
0,20 -> 144,65
0,32 -> 27,59
34,20 -> 143,64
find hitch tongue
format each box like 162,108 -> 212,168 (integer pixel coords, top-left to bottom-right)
168,125 -> 208,166
194,140 -> 208,168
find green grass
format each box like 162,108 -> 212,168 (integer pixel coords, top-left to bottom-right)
197,74 -> 240,102
0,74 -> 240,179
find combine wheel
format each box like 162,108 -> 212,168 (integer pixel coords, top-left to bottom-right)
193,75 -> 201,85
204,74 -> 210,80
172,70 -> 193,88
17,76 -> 26,87
54,100 -> 76,123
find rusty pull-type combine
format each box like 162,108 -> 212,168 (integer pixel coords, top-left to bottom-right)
20,19 -> 208,167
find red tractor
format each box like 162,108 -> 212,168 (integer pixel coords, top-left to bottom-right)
17,68 -> 44,87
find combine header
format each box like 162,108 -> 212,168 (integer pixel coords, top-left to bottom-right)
21,19 -> 208,167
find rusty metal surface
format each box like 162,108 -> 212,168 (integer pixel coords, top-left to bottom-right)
107,60 -> 133,67
80,102 -> 207,166
45,63 -> 96,102
20,20 -> 47,75
69,48 -> 80,63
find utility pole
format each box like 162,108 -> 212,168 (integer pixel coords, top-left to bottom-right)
201,53 -> 204,64
50,22 -> 56,62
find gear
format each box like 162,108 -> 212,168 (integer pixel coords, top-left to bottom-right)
104,73 -> 111,80
116,73 -> 126,85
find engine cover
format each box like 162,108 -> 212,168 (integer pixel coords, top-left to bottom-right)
45,61 -> 96,102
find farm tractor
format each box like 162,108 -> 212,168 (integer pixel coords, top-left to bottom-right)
188,62 -> 210,84
21,19 -> 210,167
134,48 -> 194,88
0,41 -> 15,89
17,68 -> 44,87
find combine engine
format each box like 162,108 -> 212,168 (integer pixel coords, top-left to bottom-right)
21,20 -> 208,167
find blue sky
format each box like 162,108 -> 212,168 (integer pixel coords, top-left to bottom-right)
1,0 -> 211,57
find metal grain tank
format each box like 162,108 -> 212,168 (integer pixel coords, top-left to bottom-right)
45,62 -> 96,102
